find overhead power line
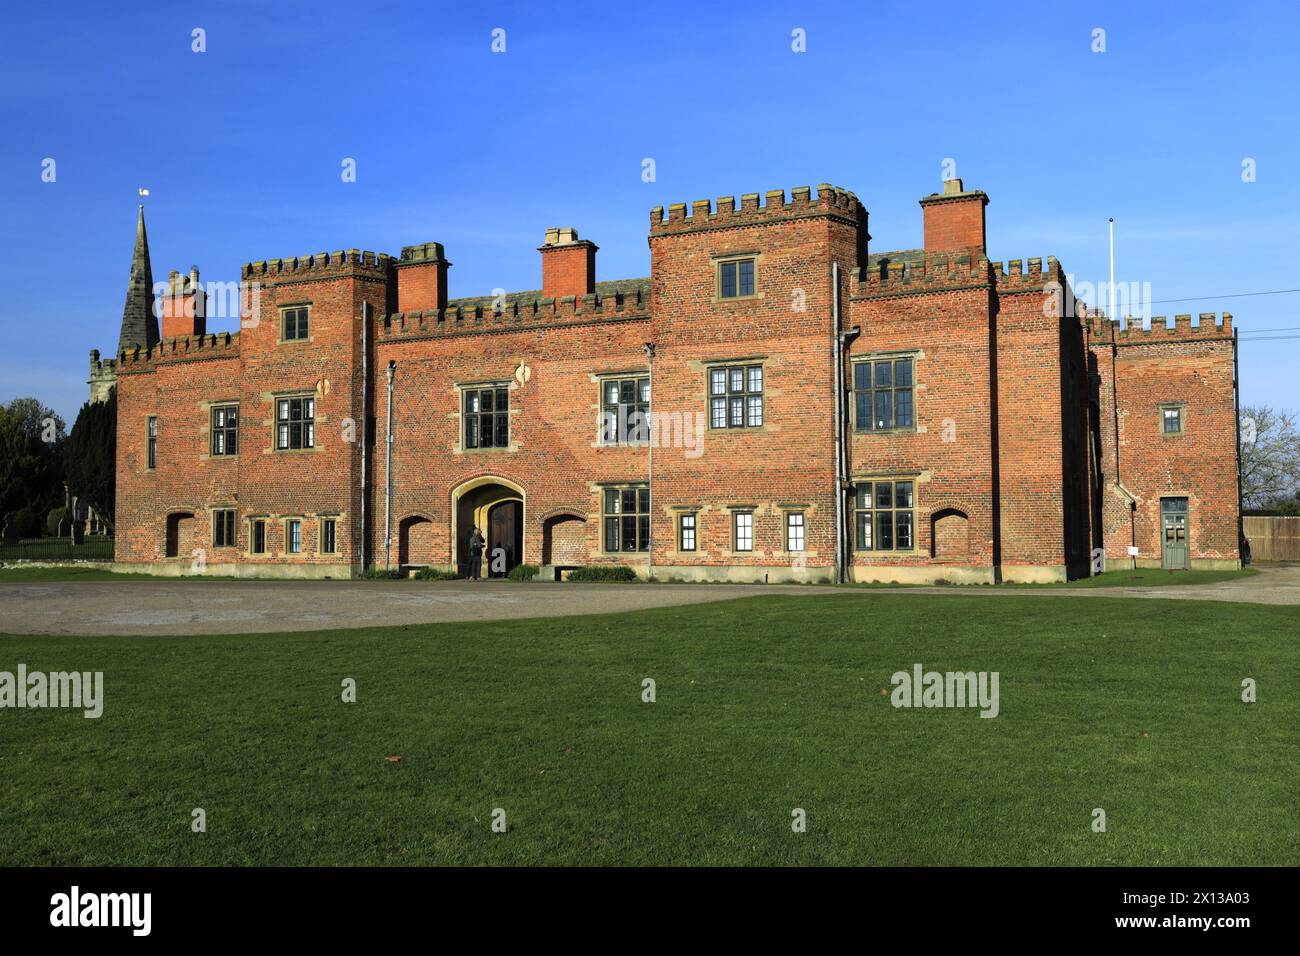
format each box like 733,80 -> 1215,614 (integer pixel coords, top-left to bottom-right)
1136,288 -> 1300,306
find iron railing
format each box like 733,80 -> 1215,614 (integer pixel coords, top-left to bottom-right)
0,537 -> 115,562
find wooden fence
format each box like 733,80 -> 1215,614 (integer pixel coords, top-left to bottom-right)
1244,516 -> 1300,562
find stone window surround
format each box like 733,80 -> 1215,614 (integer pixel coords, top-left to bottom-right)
278,302 -> 312,344
850,349 -> 921,434
1159,402 -> 1186,436
712,251 -> 763,303
454,379 -> 517,454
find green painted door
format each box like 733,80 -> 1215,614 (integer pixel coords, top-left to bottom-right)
1160,498 -> 1189,570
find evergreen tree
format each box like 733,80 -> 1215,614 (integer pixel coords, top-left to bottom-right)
64,389 -> 117,532
0,397 -> 66,525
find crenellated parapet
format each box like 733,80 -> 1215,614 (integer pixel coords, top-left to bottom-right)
378,282 -> 649,342
89,348 -> 117,377
857,249 -> 992,299
1120,312 -> 1232,342
990,256 -> 1066,291
88,348 -> 118,403
650,183 -> 865,236
1085,311 -> 1234,344
241,249 -> 394,282
117,331 -> 240,371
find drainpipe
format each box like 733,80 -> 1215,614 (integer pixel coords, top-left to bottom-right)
359,302 -> 370,572
1233,325 -> 1244,564
832,262 -> 843,584
384,360 -> 395,568
644,342 -> 656,580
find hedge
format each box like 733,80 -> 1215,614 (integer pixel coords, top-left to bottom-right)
566,565 -> 638,582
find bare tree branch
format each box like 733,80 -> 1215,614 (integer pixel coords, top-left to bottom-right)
1240,405 -> 1300,508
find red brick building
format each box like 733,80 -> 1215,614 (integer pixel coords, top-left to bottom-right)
96,179 -> 1242,581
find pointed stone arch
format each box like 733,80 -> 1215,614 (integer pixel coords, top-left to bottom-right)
450,475 -> 526,573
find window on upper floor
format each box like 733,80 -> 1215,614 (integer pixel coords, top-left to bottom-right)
464,385 -> 510,449
718,257 -> 756,299
146,416 -> 157,469
603,486 -> 650,553
709,364 -> 764,429
854,356 -> 914,431
281,306 -> 309,341
276,396 -> 315,450
854,480 -> 915,552
1162,405 -> 1184,435
211,404 -> 239,456
601,376 -> 650,444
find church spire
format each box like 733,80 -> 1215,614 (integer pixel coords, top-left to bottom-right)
117,204 -> 159,356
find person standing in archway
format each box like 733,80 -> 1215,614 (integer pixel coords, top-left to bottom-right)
467,524 -> 485,580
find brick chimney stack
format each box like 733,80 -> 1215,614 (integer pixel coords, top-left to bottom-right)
919,178 -> 989,253
159,266 -> 207,338
540,227 -> 597,298
396,241 -> 450,313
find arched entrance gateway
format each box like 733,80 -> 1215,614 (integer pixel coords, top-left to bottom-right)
452,477 -> 525,577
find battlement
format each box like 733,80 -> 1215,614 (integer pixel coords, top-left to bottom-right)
991,256 -> 1065,287
88,347 -> 118,403
378,282 -> 649,341
857,249 -> 992,298
89,348 -> 117,376
118,331 -> 240,369
241,249 -> 394,280
1101,312 -> 1234,343
650,183 -> 864,236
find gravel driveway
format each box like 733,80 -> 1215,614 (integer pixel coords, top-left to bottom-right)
0,566 -> 1295,636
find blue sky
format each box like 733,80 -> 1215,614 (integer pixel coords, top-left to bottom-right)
2,0 -> 1297,424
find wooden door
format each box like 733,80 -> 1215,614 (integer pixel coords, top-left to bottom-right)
488,501 -> 522,576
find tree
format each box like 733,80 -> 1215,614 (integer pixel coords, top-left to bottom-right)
3,397 -> 66,445
0,400 -> 64,522
0,410 -> 41,515
63,389 -> 116,532
1240,405 -> 1300,509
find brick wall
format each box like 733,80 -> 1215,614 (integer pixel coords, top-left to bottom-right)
647,190 -> 858,579
850,267 -> 998,580
372,300 -> 651,570
1107,317 -> 1239,567
106,183 -> 1240,580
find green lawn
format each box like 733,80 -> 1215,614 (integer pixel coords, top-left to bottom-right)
1,594 -> 1296,866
